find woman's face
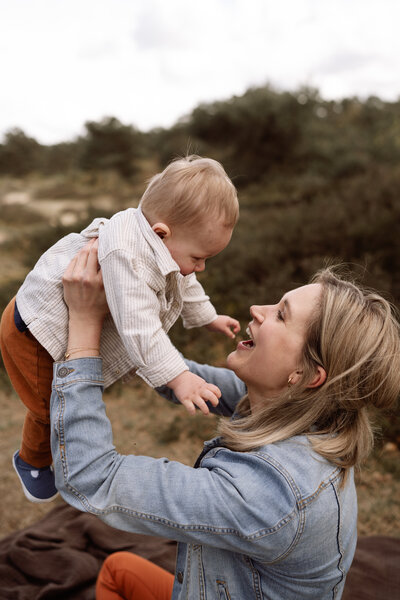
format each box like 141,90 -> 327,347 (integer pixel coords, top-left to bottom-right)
227,283 -> 322,402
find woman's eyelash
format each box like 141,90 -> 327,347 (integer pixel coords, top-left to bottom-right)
277,309 -> 284,321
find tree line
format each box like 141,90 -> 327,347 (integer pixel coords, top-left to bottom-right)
2,85 -> 400,183
1,85 -> 399,441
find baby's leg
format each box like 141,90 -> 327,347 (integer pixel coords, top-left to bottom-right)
0,298 -> 57,502
96,551 -> 174,600
0,298 -> 53,467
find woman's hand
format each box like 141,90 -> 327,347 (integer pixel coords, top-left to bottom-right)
62,239 -> 109,359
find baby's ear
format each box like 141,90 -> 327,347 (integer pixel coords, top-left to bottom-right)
152,223 -> 171,239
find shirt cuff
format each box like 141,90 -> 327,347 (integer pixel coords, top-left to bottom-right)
136,352 -> 189,388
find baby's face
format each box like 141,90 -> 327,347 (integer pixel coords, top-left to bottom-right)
164,219 -> 233,276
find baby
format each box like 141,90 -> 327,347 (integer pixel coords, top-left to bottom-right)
0,155 -> 240,503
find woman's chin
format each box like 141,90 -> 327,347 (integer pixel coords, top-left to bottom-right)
226,351 -> 239,372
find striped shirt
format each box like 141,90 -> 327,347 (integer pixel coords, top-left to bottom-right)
16,207 -> 217,388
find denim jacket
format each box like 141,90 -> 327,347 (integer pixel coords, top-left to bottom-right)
50,358 -> 357,600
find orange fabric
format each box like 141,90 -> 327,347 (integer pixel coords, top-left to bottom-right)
0,297 -> 53,467
96,552 -> 174,600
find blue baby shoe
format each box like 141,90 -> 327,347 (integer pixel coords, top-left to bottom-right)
12,450 -> 58,503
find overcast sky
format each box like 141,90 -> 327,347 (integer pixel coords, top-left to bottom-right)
1,0 -> 399,144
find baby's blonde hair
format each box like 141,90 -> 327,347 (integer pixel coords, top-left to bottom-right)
140,155 -> 239,229
219,268 -> 400,479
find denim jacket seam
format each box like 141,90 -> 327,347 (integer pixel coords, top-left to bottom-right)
192,544 -> 206,600
243,556 -> 263,600
254,449 -> 342,509
252,451 -> 303,504
55,377 -> 105,388
298,468 -> 342,509
54,388 -> 70,483
54,495 -> 301,539
250,451 -> 314,563
185,545 -> 191,600
256,507 -> 304,564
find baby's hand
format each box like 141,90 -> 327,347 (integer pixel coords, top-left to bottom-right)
167,371 -> 221,416
205,315 -> 241,339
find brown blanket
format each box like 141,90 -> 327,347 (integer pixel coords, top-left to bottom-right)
0,503 -> 398,599
0,504 -> 176,600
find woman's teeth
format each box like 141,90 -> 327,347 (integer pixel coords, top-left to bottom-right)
243,326 -> 255,347
242,340 -> 254,347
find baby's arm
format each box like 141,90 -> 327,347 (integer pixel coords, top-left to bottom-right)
101,250 -> 189,387
100,251 -> 222,414
180,274 -> 240,339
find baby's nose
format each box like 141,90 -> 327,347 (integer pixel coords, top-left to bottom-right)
195,261 -> 206,272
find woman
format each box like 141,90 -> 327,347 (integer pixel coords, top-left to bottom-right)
50,241 -> 400,600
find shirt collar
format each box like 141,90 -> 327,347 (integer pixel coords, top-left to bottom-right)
135,206 -> 180,277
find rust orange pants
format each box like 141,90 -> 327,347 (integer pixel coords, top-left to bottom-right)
0,298 -> 54,467
96,552 -> 174,600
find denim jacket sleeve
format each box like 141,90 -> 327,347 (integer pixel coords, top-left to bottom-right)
51,358 -> 301,562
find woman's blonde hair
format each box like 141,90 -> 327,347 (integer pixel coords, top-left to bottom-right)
140,155 -> 239,229
219,267 -> 400,477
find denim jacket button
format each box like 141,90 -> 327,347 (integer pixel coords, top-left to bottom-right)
57,367 -> 70,377
177,571 -> 184,584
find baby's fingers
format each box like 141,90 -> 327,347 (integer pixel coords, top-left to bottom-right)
231,320 -> 241,333
206,383 -> 221,402
181,399 -> 198,416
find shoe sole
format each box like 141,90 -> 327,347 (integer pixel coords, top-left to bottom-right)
12,452 -> 59,504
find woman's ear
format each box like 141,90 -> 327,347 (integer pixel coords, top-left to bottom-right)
307,366 -> 327,389
152,223 -> 171,239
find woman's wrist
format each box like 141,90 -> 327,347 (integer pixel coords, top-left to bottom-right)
66,315 -> 103,360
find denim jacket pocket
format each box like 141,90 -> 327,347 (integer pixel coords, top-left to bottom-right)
216,580 -> 231,600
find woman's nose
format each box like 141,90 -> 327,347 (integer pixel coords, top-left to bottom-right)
250,305 -> 265,322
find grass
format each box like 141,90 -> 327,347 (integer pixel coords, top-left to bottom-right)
0,173 -> 399,541
0,380 -> 399,540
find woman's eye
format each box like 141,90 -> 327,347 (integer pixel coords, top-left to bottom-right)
277,309 -> 284,321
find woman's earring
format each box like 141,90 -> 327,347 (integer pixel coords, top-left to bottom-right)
287,376 -> 293,387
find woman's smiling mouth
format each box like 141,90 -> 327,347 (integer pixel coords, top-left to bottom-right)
238,326 -> 255,349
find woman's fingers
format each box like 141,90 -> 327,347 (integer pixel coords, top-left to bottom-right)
62,255 -> 78,283
62,238 -> 108,319
86,238 -> 101,274
63,239 -> 97,284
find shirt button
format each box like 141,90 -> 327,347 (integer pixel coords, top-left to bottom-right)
177,571 -> 184,584
115,369 -> 120,375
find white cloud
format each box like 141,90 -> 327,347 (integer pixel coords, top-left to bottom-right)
0,0 -> 399,144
